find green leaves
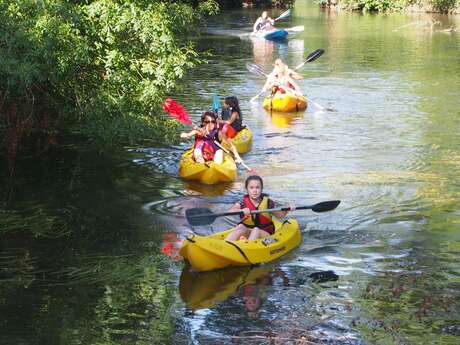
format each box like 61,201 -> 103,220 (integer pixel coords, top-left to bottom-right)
0,0 -> 219,152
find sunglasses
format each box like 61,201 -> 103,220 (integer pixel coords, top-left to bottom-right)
203,120 -> 216,124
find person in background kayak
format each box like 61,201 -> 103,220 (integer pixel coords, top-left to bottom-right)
180,111 -> 242,164
253,11 -> 275,32
220,96 -> 244,139
271,58 -> 303,80
261,58 -> 302,97
225,175 -> 295,241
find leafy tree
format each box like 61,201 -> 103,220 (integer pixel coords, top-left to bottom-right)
0,0 -> 219,166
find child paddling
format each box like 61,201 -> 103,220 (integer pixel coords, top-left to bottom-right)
225,175 -> 295,241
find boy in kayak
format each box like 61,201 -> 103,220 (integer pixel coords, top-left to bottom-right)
253,11 -> 275,32
220,96 -> 244,139
225,175 -> 295,241
180,111 -> 242,164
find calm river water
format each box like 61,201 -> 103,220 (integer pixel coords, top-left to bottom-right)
1,2 -> 459,345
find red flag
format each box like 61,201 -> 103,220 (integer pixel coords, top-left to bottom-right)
162,98 -> 192,124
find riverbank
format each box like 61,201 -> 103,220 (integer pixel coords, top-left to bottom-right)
320,0 -> 460,14
223,0 -> 460,14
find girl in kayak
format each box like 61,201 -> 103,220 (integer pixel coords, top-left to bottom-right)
271,58 -> 303,81
253,11 -> 275,32
220,96 -> 244,139
180,111 -> 242,164
225,175 -> 295,241
264,58 -> 302,97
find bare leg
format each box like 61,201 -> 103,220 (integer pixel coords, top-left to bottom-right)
225,224 -> 249,241
214,149 -> 224,164
248,227 -> 270,241
193,148 -> 205,163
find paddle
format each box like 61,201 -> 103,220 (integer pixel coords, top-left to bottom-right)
163,98 -> 255,173
186,200 -> 341,226
295,48 -> 325,69
274,9 -> 291,22
285,25 -> 305,33
212,94 -> 220,113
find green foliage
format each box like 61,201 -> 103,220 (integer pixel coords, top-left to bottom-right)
0,0 -> 219,155
340,0 -> 407,11
237,0 -> 295,8
430,0 -> 458,12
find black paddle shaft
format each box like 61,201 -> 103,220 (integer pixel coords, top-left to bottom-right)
185,200 -> 340,226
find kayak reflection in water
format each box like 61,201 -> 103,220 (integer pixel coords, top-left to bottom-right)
253,11 -> 275,33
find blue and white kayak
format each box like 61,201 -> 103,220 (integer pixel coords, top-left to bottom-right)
252,29 -> 288,41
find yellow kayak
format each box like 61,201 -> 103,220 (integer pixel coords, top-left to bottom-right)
223,127 -> 253,154
178,147 -> 237,185
179,265 -> 273,309
263,94 -> 307,113
179,218 -> 301,271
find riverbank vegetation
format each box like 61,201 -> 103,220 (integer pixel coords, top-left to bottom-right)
319,0 -> 460,13
0,0 -> 218,167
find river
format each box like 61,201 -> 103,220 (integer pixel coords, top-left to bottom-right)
1,2 -> 459,345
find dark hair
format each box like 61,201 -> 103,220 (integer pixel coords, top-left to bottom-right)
245,175 -> 263,189
224,96 -> 241,114
200,111 -> 217,124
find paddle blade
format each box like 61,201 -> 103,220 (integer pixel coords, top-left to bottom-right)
246,62 -> 267,77
286,25 -> 305,32
163,98 -> 192,124
212,94 -> 220,112
305,48 -> 325,63
311,200 -> 340,213
275,9 -> 291,21
185,208 -> 217,226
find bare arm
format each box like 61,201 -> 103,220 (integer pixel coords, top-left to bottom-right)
287,76 -> 301,93
180,129 -> 198,139
219,132 -> 243,163
228,202 -> 242,212
288,68 -> 303,80
272,203 -> 296,219
253,18 -> 261,32
225,111 -> 239,125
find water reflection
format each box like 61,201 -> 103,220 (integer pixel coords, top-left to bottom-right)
180,264 -> 339,312
179,265 -> 273,310
251,37 -> 275,65
267,110 -> 305,128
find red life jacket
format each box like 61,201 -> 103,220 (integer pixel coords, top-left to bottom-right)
240,194 -> 275,234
